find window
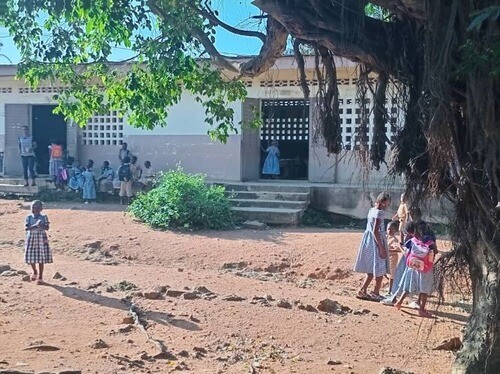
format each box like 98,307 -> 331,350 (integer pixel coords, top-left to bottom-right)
81,112 -> 125,146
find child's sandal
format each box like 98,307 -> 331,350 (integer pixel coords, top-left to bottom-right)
30,274 -> 38,281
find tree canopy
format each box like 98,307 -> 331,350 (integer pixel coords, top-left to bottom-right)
2,1 -> 500,373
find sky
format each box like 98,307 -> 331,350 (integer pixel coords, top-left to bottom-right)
0,0 -> 263,64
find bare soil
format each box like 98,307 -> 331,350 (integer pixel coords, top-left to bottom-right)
0,200 -> 468,374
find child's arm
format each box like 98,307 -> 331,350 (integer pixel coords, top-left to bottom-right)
43,215 -> 50,231
373,218 -> 387,259
392,213 -> 398,221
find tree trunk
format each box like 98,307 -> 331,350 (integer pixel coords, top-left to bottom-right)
452,202 -> 500,373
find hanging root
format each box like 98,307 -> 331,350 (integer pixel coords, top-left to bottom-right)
370,71 -> 389,170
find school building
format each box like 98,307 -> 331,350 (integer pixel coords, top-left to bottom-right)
0,57 -> 411,220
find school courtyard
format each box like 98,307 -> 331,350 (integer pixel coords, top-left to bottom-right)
0,199 -> 466,374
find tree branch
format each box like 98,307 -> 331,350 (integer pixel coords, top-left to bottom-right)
192,3 -> 267,42
238,16 -> 288,77
147,0 -> 238,73
252,0 -> 405,75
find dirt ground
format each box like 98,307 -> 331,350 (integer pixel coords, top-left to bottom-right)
0,200 -> 468,374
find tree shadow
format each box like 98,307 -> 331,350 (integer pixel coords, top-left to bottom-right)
46,283 -> 201,331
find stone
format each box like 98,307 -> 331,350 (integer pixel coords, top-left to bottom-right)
88,339 -> 109,349
122,316 -> 135,324
166,289 -> 185,298
189,315 -> 200,323
222,294 -> 246,302
21,275 -> 31,282
276,299 -> 292,309
16,270 -> 28,276
327,360 -> 342,365
130,291 -> 144,298
60,277 -> 67,281
379,368 -> 415,374
143,291 -> 162,300
58,371 -> 82,374
0,265 -> 12,273
154,285 -> 167,294
83,240 -> 102,249
433,337 -> 462,351
53,272 -> 63,279
177,350 -> 190,358
182,292 -> 200,300
177,268 -> 184,272
242,220 -> 267,230
317,299 -> 351,314
195,286 -> 212,294
353,309 -> 371,315
1,271 -> 17,277
193,346 -> 207,354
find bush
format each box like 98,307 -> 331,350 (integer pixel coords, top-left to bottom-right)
129,169 -> 234,230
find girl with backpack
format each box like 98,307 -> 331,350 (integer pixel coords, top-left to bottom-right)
48,140 -> 64,184
394,221 -> 437,317
118,156 -> 133,205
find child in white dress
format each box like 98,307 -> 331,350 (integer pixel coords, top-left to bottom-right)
354,192 -> 391,301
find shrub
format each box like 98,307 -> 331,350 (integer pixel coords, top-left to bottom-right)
129,169 -> 234,230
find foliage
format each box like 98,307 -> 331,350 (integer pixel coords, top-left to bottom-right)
37,187 -> 84,203
2,0 -> 248,142
301,208 -> 331,228
129,169 -> 234,230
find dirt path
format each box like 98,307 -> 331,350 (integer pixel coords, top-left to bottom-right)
0,200 -> 466,374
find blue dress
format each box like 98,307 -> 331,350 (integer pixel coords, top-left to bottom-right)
262,146 -> 280,175
82,169 -> 96,200
354,208 -> 389,277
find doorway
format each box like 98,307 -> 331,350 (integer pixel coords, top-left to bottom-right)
260,99 -> 309,180
32,105 -> 67,175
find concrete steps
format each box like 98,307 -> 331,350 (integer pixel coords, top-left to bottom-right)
216,181 -> 311,226
0,176 -> 52,196
0,184 -> 39,195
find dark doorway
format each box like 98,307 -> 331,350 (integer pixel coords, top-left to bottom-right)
32,105 -> 67,175
260,99 -> 309,180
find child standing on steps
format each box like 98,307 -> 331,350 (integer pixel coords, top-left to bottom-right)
354,192 -> 391,301
25,200 -> 52,284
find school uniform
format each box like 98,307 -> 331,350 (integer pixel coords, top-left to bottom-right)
25,214 -> 52,264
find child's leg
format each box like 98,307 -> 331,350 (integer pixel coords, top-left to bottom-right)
373,276 -> 383,295
418,293 -> 432,317
359,273 -> 374,295
38,263 -> 44,280
395,291 -> 409,309
30,263 -> 38,280
389,279 -> 394,292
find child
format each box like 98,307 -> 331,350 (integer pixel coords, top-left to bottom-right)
387,221 -> 403,292
392,193 -> 409,244
394,221 -> 438,317
48,140 -> 64,185
97,160 -> 114,193
68,160 -> 84,192
82,160 -> 97,204
54,165 -> 68,190
354,192 -> 391,301
25,200 -> 52,284
262,140 -> 280,179
139,160 -> 155,191
118,156 -> 133,205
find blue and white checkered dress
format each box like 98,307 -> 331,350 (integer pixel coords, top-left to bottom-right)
354,207 -> 389,277
24,214 -> 53,264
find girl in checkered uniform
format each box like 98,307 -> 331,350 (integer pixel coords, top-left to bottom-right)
25,200 -> 52,284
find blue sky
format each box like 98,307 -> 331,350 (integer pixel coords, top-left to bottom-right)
0,0 -> 263,64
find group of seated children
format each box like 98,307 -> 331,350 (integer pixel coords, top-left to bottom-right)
56,156 -> 154,204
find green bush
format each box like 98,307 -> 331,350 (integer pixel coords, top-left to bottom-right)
129,169 -> 234,230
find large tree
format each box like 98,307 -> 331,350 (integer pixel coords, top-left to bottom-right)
2,1 -> 499,372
